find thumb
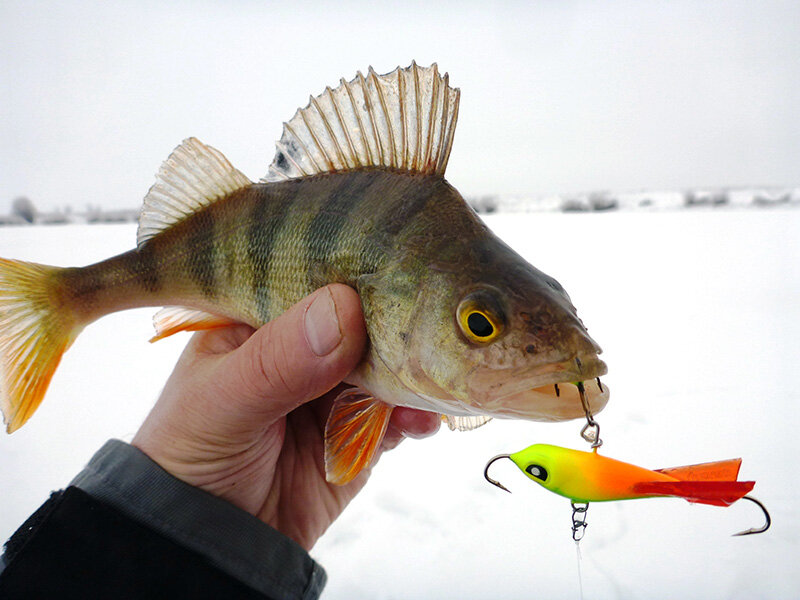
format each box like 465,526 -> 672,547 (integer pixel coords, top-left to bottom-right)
218,284 -> 367,421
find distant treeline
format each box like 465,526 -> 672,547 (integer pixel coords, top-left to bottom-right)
467,187 -> 799,214
0,197 -> 139,226
2,187 -> 798,226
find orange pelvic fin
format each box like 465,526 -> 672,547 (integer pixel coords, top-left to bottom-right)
149,307 -> 238,342
632,480 -> 755,507
0,258 -> 83,432
655,458 -> 742,482
324,387 -> 394,485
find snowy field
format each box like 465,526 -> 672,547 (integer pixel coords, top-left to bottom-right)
0,210 -> 798,599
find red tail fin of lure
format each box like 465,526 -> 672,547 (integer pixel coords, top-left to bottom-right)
632,480 -> 755,506
655,458 -> 742,482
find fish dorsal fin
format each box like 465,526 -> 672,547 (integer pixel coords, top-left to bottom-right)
263,62 -> 460,183
137,138 -> 251,247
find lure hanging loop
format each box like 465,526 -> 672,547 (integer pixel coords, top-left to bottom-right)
577,381 -> 603,448
733,495 -> 771,536
580,421 -> 602,448
571,501 -> 590,541
484,454 -> 513,493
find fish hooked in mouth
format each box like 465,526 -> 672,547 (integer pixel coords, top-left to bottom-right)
473,354 -> 609,422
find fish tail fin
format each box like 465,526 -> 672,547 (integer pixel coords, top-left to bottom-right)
0,258 -> 83,432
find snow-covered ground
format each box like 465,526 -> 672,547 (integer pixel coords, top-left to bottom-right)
1,211 -> 798,599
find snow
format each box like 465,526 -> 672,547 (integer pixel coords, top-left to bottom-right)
1,211 -> 798,599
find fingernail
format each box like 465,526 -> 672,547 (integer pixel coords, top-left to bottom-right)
304,287 -> 342,356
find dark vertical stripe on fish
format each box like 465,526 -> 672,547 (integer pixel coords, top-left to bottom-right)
59,266 -> 105,307
247,187 -> 295,320
381,178 -> 439,237
306,172 -> 379,279
134,243 -> 161,293
187,210 -> 217,299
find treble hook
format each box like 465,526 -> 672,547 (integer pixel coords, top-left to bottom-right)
484,454 -> 512,493
733,495 -> 771,536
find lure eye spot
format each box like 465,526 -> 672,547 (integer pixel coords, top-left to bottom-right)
525,464 -> 548,481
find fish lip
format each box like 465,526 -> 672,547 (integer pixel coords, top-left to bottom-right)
479,355 -> 609,421
524,355 -> 608,388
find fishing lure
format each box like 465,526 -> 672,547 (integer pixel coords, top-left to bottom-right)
484,444 -> 770,539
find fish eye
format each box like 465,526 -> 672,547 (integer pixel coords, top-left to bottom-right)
456,292 -> 505,344
525,464 -> 548,481
467,311 -> 494,338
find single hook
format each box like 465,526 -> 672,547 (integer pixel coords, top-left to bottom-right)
484,454 -> 512,493
577,381 -> 603,448
732,495 -> 771,536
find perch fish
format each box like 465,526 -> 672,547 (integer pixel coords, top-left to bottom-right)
0,63 -> 608,484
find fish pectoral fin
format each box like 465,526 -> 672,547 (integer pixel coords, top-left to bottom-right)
443,414 -> 493,431
324,387 -> 394,485
632,480 -> 755,507
149,307 -> 239,342
655,458 -> 742,482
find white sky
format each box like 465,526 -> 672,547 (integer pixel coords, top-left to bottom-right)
1,0 -> 799,213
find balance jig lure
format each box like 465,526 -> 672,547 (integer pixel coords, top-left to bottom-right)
484,443 -> 770,539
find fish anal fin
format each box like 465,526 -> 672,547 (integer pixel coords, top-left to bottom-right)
137,138 -> 251,247
443,414 -> 493,431
632,480 -> 755,507
149,307 -> 238,342
324,387 -> 393,485
262,62 -> 460,182
655,458 -> 742,482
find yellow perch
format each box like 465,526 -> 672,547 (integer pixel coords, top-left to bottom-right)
0,63 -> 608,484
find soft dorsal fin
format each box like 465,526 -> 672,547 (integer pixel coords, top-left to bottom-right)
137,138 -> 251,247
263,62 -> 460,183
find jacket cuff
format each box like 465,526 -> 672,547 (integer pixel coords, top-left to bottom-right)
70,439 -> 326,600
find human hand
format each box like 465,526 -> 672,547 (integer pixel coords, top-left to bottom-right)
132,284 -> 440,550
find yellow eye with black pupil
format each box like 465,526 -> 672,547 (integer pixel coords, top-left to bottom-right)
467,312 -> 494,338
457,295 -> 504,343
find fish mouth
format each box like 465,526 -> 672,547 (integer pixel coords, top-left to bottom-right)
476,355 -> 609,422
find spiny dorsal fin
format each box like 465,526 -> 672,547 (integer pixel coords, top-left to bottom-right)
263,62 -> 460,183
138,138 -> 251,247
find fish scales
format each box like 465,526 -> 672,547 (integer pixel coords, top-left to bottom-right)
62,170 -> 439,328
0,63 -> 609,486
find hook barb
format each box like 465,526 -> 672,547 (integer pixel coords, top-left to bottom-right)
484,454 -> 512,493
732,495 -> 771,536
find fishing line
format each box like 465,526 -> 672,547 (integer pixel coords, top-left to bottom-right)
575,540 -> 585,600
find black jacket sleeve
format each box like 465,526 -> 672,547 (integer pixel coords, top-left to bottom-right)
0,440 -> 327,600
